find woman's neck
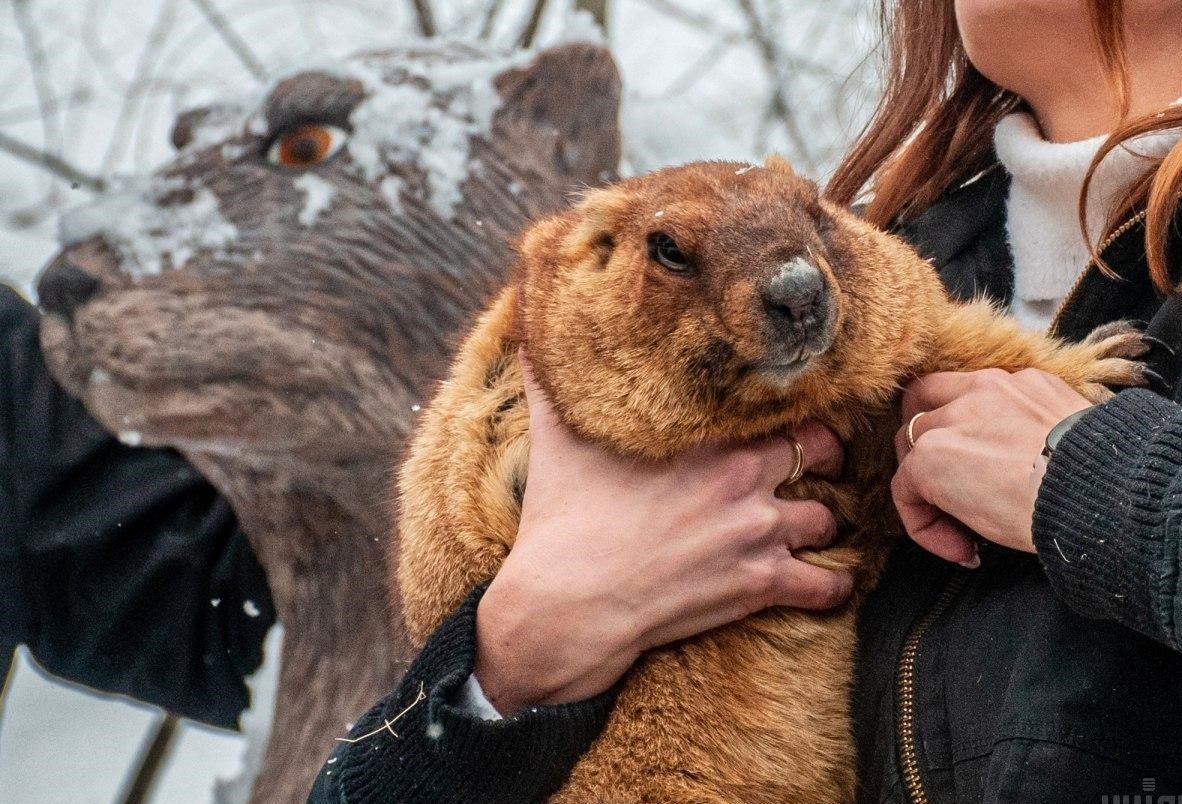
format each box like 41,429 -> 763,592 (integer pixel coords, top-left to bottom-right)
1023,33 -> 1182,141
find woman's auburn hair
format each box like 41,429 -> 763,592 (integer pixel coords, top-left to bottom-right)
825,0 -> 1182,295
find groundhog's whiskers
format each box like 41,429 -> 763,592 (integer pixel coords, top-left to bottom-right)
333,683 -> 426,744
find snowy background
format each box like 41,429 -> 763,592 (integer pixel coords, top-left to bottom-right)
0,1 -> 879,801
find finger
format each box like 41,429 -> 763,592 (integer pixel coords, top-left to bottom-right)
519,350 -> 570,448
754,427 -> 843,489
771,558 -> 854,610
891,460 -> 978,566
642,558 -> 851,648
790,420 -> 844,479
518,351 -> 545,412
894,421 -> 909,461
894,407 -> 948,459
910,513 -> 978,567
772,499 -> 839,551
901,369 -> 1007,420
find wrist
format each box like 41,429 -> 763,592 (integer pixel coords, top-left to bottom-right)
1041,405 -> 1094,458
474,572 -> 638,714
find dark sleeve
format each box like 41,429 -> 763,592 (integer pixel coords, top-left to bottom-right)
1032,387 -> 1182,652
307,583 -> 617,804
0,285 -> 275,728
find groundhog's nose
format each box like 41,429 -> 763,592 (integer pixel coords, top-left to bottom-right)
762,258 -> 825,329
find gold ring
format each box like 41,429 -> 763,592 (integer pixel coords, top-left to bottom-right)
905,412 -> 925,450
784,436 -> 806,485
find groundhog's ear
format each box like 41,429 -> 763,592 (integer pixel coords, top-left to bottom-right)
764,154 -> 798,176
766,153 -> 822,201
517,211 -> 578,262
559,187 -> 634,266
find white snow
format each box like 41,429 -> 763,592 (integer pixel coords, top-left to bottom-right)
379,175 -> 405,214
58,177 -> 238,278
339,48 -> 524,220
293,173 -> 337,227
180,103 -> 257,152
242,600 -> 261,618
220,143 -> 249,162
117,430 -> 143,447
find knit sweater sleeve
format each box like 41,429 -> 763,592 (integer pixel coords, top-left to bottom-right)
307,583 -> 618,804
1032,388 -> 1182,652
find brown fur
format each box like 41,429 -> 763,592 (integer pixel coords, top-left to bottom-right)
395,157 -> 1147,803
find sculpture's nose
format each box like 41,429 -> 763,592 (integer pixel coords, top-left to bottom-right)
37,258 -> 101,317
762,258 -> 825,331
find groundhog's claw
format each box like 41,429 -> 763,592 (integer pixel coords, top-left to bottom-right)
1142,368 -> 1172,395
1141,334 -> 1177,357
1081,320 -> 1153,359
1069,320 -> 1153,402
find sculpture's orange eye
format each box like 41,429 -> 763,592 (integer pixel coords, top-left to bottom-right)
267,124 -> 348,168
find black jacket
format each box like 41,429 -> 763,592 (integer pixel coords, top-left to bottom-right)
1,284 -> 275,729
308,168 -> 1182,803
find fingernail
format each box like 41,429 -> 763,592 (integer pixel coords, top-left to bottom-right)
957,546 -> 981,570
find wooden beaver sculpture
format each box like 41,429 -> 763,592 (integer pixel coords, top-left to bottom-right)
395,157 -> 1147,803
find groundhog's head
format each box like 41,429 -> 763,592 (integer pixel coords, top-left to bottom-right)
514,157 -> 934,455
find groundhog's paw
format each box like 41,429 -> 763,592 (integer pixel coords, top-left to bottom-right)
1080,320 -> 1152,359
1074,356 -> 1153,401
1069,321 -> 1156,401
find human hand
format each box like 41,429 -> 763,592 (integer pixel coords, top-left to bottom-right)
892,368 -> 1091,566
473,355 -> 852,715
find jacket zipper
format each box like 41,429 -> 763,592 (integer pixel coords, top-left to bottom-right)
1047,209 -> 1148,338
895,569 -> 969,804
895,209 -> 1149,804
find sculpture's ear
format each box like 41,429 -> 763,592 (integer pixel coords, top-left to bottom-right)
494,42 -> 622,185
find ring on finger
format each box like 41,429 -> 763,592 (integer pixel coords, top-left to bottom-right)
905,411 -> 926,450
784,436 -> 806,485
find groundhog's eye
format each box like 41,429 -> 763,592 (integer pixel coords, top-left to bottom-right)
647,232 -> 693,274
267,124 -> 348,169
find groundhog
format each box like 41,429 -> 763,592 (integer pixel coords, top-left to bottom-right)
395,157 -> 1147,803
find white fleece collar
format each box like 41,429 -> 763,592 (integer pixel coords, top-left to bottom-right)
994,111 -> 1179,305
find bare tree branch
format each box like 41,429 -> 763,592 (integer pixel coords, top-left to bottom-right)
478,0 -> 502,40
516,0 -> 549,49
575,0 -> 608,29
117,715 -> 179,804
12,0 -> 63,185
631,37 -> 730,102
100,0 -> 177,173
0,89 -> 93,125
733,0 -> 814,165
638,0 -> 742,39
410,0 -> 437,37
0,129 -> 106,191
189,0 -> 268,81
